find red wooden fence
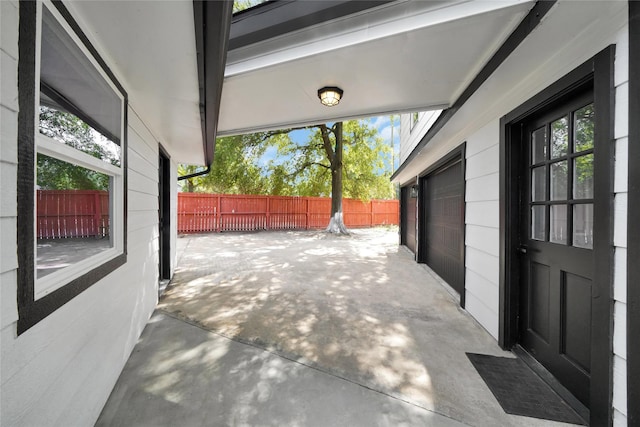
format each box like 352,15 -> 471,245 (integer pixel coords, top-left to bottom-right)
35,191 -> 399,238
177,193 -> 399,233
37,190 -> 109,239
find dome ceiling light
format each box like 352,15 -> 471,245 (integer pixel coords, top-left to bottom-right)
317,86 -> 343,107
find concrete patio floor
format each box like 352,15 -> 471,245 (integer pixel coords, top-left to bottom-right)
97,228 -> 579,427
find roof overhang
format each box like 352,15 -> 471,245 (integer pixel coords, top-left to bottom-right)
64,0 -> 232,166
219,0 -> 535,136
391,0 -> 626,184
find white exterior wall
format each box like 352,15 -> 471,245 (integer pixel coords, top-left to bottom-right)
399,110 -> 441,167
0,5 -> 178,425
612,24 -> 629,427
464,121 -> 500,339
397,2 -> 629,422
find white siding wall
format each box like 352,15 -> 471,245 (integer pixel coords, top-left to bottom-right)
397,3 -> 629,421
464,121 -> 500,339
0,6 -> 172,424
612,24 -> 629,427
1,3 -> 20,386
399,110 -> 441,165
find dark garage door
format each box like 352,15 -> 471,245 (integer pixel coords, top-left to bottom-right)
419,158 -> 465,298
401,185 -> 417,254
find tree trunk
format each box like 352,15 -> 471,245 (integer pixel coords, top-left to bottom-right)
326,122 -> 349,234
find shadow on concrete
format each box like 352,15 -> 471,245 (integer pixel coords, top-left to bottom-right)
98,229 -> 577,426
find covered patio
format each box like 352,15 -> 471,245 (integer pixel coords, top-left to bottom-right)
96,229 -> 578,426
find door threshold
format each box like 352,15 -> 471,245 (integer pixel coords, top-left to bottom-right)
513,345 -> 589,425
158,279 -> 170,298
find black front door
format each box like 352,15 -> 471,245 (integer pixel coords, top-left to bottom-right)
519,90 -> 595,407
158,150 -> 171,281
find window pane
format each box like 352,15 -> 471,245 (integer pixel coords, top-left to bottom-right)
40,6 -> 121,161
531,126 -> 547,164
531,205 -> 546,241
532,166 -> 546,201
574,104 -> 594,152
551,161 -> 568,201
574,154 -> 594,199
550,204 -> 568,244
551,117 -> 569,159
37,154 -> 112,279
573,204 -> 594,249
39,106 -> 121,167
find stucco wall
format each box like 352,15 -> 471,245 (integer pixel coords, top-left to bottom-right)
0,4 -> 173,425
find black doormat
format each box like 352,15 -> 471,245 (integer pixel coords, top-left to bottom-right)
466,353 -> 585,425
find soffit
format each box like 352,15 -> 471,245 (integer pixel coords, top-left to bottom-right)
65,1 -> 204,165
391,0 -> 627,184
219,0 -> 534,136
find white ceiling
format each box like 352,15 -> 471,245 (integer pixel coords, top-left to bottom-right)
64,0 -> 535,165
218,0 -> 535,136
66,1 -> 203,165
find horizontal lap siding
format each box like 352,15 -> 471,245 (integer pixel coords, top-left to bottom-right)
612,25 -> 628,427
465,122 -> 500,339
1,61 -> 161,426
0,0 -> 20,343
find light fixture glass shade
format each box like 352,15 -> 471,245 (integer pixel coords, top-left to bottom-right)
318,86 -> 343,107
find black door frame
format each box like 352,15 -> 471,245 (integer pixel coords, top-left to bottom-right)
418,144 -> 466,307
499,47 -> 615,425
158,146 -> 171,281
400,182 -> 418,254
400,185 -> 409,247
627,1 -> 640,424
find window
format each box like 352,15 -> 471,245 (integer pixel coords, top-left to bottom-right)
410,111 -> 419,132
17,1 -> 128,333
529,102 -> 594,249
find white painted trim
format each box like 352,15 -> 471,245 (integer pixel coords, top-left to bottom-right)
227,0 -> 533,77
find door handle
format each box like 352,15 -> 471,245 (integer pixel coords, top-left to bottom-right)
517,245 -> 527,254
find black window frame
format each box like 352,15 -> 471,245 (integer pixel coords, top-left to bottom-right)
17,0 -> 128,334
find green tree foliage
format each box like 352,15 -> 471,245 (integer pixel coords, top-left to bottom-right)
179,133 -> 271,193
265,120 -> 394,200
179,119 -> 395,201
37,107 -> 119,190
233,0 -> 266,13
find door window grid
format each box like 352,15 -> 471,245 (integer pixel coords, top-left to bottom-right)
529,103 -> 594,249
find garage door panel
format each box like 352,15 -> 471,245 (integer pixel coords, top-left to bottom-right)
420,158 -> 465,298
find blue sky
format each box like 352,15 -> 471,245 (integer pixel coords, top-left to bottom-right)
257,115 -> 401,172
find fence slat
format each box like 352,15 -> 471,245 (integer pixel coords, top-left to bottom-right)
36,190 -> 110,239
36,191 -> 399,237
176,193 -> 398,233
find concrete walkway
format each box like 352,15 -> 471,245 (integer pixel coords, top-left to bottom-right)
97,229 -> 578,427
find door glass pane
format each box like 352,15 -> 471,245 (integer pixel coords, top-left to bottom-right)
551,117 -> 569,158
573,154 -> 594,199
532,166 -> 546,201
573,204 -> 594,249
532,126 -> 547,164
550,204 -> 568,244
574,104 -> 594,153
551,161 -> 568,201
531,205 -> 546,241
